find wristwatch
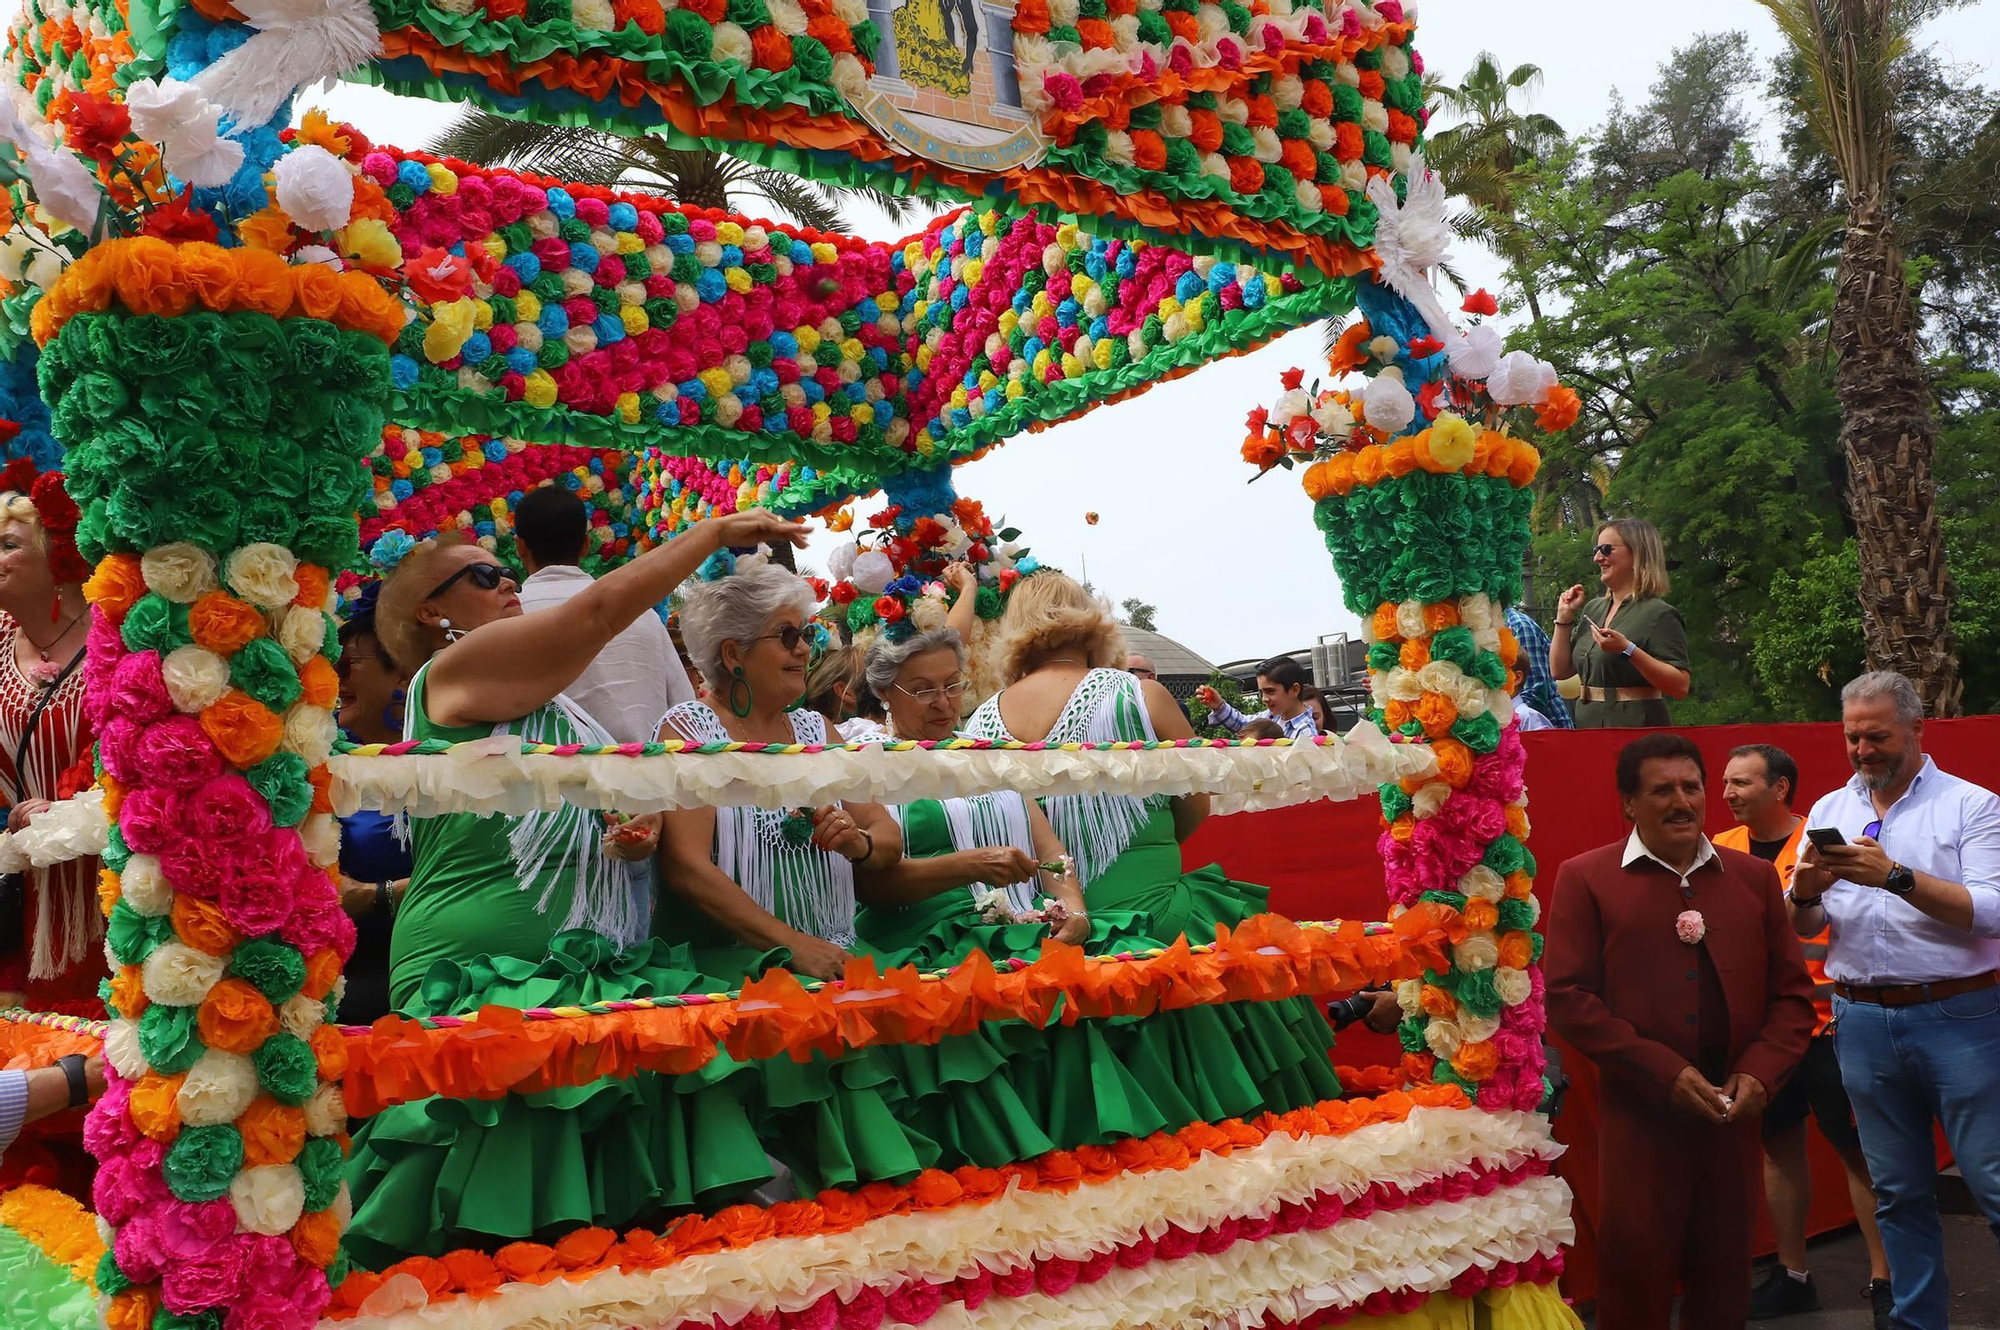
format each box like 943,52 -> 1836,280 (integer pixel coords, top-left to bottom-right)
1784,888 -> 1823,910
1620,641 -> 1637,658
56,1053 -> 89,1109
1884,863 -> 1917,897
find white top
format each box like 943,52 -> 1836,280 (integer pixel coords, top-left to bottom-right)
1803,755 -> 2000,985
1622,827 -> 1718,889
519,564 -> 695,743
1515,702 -> 1554,732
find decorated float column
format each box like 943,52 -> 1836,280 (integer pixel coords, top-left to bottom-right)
31,237 -> 398,1329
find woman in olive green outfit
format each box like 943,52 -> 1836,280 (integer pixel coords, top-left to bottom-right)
1551,517 -> 1693,728
342,508 -> 808,1268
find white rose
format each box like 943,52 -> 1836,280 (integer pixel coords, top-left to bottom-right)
1453,935 -> 1500,972
282,703 -> 338,766
1487,350 -> 1558,406
121,854 -> 173,916
176,1050 -> 259,1127
302,1082 -> 347,1138
1494,967 -> 1534,1007
224,543 -> 300,611
230,1165 -> 306,1236
1361,369 -> 1415,433
104,1019 -> 146,1080
163,646 -> 231,714
272,144 -> 354,232
279,993 -> 328,1042
141,943 -> 227,1007
141,543 -> 219,603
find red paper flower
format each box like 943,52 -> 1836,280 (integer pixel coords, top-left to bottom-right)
405,247 -> 475,304
1284,417 -> 1317,452
1461,289 -> 1498,316
61,93 -> 131,163
830,582 -> 857,605
868,505 -> 902,530
873,595 -> 905,623
141,188 -> 219,244
1408,335 -> 1444,358
1279,367 -> 1305,391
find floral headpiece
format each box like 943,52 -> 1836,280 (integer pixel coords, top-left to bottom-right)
0,456 -> 90,584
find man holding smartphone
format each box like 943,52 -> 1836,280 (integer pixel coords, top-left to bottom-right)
1790,671 -> 2000,1330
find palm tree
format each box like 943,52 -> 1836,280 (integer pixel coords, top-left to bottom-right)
1757,0 -> 1960,713
425,110 -> 919,235
1423,53 -> 1565,324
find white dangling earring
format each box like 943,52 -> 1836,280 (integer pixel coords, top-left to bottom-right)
440,617 -> 464,643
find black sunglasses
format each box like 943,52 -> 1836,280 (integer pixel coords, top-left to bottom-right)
427,562 -> 508,600
1593,543 -> 1618,558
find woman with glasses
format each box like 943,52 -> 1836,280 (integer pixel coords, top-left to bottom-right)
963,572 -> 1344,1115
1551,517 -> 1692,729
329,583 -> 412,1027
345,507 -> 806,1267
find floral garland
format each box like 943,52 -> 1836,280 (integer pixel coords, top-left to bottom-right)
0,453 -> 87,582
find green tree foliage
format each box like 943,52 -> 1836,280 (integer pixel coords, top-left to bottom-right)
1500,35 -> 2000,720
1121,598 -> 1159,632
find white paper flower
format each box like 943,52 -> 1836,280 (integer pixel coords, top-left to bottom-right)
1458,865 -> 1506,901
279,993 -> 327,1042
122,77 -> 203,142
121,854 -> 173,916
177,1050 -> 259,1127
1411,783 -> 1452,819
23,140 -> 103,232
292,244 -> 342,268
23,249 -> 65,291
1271,387 -> 1310,424
141,544 -> 220,604
909,598 -> 947,632
163,646 -> 231,714
1396,977 -> 1423,1016
1423,1015 -> 1464,1059
230,1164 -> 306,1236
273,144 -> 356,231
850,549 -> 895,595
141,943 -> 227,1007
1361,369 -> 1415,433
104,1019 -> 146,1080
1453,935 -> 1500,972
1311,397 -> 1354,436
278,607 -> 329,665
159,104 -> 246,189
1487,350 -> 1558,406
571,0 -> 614,25
1493,967 -> 1533,1007
711,20 -> 752,63
1458,1012 -> 1502,1044
1394,600 -> 1428,640
282,703 -> 338,766
1448,322 -> 1502,381
299,813 -> 341,869
225,543 -> 301,611
301,1082 -> 346,1138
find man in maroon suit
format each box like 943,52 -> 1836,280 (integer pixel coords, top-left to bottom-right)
1547,732 -> 1818,1328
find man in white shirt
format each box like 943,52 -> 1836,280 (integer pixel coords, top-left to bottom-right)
1790,670 -> 2000,1330
512,486 -> 695,742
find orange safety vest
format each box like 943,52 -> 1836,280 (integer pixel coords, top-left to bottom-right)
1716,820 -> 1831,1033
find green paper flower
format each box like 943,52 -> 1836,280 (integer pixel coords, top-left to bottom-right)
1451,710 -> 1502,754
105,902 -> 174,968
95,1249 -> 132,1297
119,594 -> 192,657
1379,784 -> 1412,821
1496,898 -> 1537,935
229,935 -> 308,1004
230,637 -> 304,715
1453,966 -> 1502,1020
296,1136 -> 345,1211
253,1032 -> 319,1105
163,1124 -> 244,1203
138,1001 -> 206,1076
246,751 -> 314,828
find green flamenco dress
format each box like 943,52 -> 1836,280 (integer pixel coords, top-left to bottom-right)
960,668 -> 1345,1116
344,671 -> 776,1270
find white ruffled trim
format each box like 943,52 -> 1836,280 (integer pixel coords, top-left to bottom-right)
329,722 -> 1433,820
337,1107 -> 1570,1330
0,787 -> 107,873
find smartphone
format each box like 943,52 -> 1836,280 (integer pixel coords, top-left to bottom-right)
1805,827 -> 1847,851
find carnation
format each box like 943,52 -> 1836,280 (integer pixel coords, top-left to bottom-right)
135,714 -> 226,791
176,1049 -> 260,1127
142,543 -> 220,604
224,544 -> 301,613
273,146 -> 355,232
163,646 -> 232,713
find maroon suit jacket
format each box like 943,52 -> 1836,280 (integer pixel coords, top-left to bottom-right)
1545,839 -> 1817,1104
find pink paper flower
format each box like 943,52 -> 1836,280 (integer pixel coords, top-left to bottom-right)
1676,910 -> 1706,944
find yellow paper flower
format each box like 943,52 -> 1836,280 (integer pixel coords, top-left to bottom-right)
338,216 -> 402,270
1428,411 -> 1479,470
422,297 -> 478,364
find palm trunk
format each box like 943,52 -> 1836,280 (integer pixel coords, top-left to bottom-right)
1834,192 -> 1960,715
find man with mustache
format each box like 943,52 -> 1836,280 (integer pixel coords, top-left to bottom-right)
1547,732 -> 1817,1328
1789,671 -> 2000,1330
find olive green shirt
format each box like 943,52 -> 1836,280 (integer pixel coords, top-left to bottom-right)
1567,595 -> 1689,729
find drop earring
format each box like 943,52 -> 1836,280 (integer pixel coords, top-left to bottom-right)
728,665 -> 753,718
383,686 -> 407,733
440,617 -> 464,643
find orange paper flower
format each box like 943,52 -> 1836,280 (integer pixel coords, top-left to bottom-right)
239,1094 -> 307,1166
172,894 -> 242,957
198,978 -> 279,1054
199,689 -> 285,767
1535,384 -> 1581,433
84,554 -> 145,620
127,1072 -> 185,1142
292,1206 -> 343,1268
189,591 -> 266,653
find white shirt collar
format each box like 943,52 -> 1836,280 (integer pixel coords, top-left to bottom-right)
523,564 -> 591,586
1845,753 -> 1938,801
1622,826 -> 1717,877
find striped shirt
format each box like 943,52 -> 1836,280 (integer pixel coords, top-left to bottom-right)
1207,702 -> 1319,741
0,1069 -> 29,1158
1504,607 -> 1573,728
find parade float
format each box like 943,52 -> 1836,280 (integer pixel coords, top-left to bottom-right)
0,0 -> 1587,1324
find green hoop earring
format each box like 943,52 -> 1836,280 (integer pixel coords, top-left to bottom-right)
729,665 -> 753,718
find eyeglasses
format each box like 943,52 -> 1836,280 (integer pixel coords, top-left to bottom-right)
896,680 -> 972,704
1129,667 -> 1156,679
1593,543 -> 1619,558
754,624 -> 816,653
427,562 -> 508,599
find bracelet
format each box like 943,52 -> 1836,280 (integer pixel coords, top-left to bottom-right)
376,880 -> 394,918
843,828 -> 874,864
1555,619 -> 1576,628
1784,889 -> 1824,910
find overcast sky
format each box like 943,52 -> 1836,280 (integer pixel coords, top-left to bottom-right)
308,0 -> 1999,665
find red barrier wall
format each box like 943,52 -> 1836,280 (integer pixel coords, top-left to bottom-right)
1183,715 -> 2000,1302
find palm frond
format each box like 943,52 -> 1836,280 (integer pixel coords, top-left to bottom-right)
744,167 -> 850,233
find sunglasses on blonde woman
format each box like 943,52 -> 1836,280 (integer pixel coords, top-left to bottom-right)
426,562 -> 508,599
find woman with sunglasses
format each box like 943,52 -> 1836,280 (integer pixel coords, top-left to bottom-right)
1551,517 -> 1692,729
345,507 -> 806,1268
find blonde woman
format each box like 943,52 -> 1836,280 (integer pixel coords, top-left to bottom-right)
1551,517 -> 1692,729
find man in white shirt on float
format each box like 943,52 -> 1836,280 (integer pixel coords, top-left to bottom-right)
1790,670 -> 2000,1330
513,485 -> 695,742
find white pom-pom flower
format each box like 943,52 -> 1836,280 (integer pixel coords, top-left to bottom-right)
104,1019 -> 146,1080
1453,935 -> 1500,972
278,607 -> 329,666
140,544 -> 218,604
302,1083 -> 347,1138
141,943 -> 227,1007
282,704 -> 338,766
850,549 -> 895,595
177,1050 -> 259,1127
1361,368 -> 1416,433
120,854 -> 173,916
163,646 -> 231,714
1486,350 -> 1558,406
230,1164 -> 306,1236
279,993 -> 327,1042
1448,322 -> 1502,381
1494,967 -> 1534,1007
224,544 -> 301,612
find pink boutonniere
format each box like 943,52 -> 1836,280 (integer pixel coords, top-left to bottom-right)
1675,910 -> 1706,945
26,659 -> 62,687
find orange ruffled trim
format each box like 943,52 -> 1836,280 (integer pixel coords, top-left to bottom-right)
1304,433 -> 1542,501
340,908 -> 1462,1115
30,237 -> 406,348
0,1183 -> 107,1287
0,1019 -> 102,1068
326,1082 -> 1470,1315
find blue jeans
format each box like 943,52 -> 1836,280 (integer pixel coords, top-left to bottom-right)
1832,989 -> 2000,1330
